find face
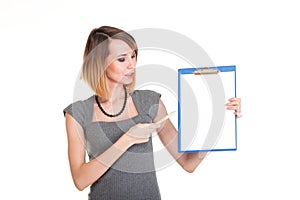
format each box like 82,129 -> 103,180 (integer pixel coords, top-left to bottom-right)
105,39 -> 136,85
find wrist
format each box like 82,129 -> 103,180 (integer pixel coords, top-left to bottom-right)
198,152 -> 207,160
117,134 -> 133,151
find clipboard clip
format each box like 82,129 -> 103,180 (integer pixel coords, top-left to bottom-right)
193,67 -> 219,75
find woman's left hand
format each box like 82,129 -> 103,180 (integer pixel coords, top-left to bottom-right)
226,98 -> 242,118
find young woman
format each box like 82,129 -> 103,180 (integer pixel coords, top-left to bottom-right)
63,26 -> 242,199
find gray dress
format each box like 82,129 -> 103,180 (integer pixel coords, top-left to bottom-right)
63,90 -> 162,200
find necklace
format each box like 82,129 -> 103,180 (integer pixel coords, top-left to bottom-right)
95,85 -> 127,118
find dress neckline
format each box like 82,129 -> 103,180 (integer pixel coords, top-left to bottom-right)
91,90 -> 140,124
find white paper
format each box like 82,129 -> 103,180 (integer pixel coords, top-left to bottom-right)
179,70 -> 236,151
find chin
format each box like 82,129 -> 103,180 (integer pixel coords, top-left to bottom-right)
121,77 -> 134,85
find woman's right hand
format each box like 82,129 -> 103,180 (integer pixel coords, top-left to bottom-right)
124,123 -> 161,145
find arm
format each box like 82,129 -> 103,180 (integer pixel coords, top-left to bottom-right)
65,113 -> 159,191
65,113 -> 131,190
154,97 -> 242,173
154,100 -> 206,173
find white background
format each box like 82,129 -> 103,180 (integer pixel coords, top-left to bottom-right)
1,0 -> 299,199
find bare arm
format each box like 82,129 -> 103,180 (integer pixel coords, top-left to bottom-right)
65,113 -> 159,191
155,97 -> 242,173
154,100 -> 206,173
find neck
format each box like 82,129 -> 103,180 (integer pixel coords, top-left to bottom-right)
102,83 -> 126,103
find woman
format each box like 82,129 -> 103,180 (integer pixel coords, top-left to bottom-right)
63,26 -> 242,199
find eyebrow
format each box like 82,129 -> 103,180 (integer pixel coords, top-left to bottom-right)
117,50 -> 135,57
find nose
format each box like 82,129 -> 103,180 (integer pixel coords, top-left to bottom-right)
127,56 -> 136,69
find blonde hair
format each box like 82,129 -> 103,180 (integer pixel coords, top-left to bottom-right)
81,26 -> 138,98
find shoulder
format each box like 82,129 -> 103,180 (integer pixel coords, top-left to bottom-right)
131,90 -> 161,119
63,96 -> 94,127
131,89 -> 161,100
63,96 -> 94,116
63,100 -> 83,115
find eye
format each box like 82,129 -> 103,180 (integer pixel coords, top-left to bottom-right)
131,53 -> 136,59
117,57 -> 125,62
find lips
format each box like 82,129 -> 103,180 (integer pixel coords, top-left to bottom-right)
125,72 -> 135,77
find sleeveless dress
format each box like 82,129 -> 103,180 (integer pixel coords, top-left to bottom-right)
63,90 -> 162,200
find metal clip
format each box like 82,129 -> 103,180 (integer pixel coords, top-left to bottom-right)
193,67 -> 219,75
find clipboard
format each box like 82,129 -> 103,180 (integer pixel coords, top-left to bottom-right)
178,65 -> 237,152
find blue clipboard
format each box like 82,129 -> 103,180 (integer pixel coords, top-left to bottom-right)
178,65 -> 237,152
